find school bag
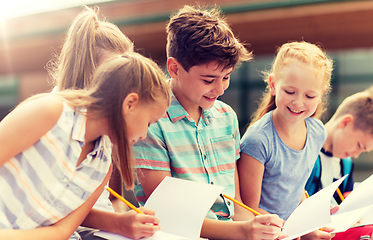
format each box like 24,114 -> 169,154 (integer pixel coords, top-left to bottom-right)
305,155 -> 354,204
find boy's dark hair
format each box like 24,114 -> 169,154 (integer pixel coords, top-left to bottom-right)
166,5 -> 252,72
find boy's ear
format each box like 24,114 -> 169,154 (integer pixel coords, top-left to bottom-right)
269,75 -> 276,95
122,93 -> 139,115
339,114 -> 354,129
167,57 -> 179,78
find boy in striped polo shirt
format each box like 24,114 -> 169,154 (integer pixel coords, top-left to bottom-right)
133,5 -> 284,240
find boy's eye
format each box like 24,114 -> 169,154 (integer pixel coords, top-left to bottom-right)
203,79 -> 213,84
223,76 -> 230,80
358,143 -> 361,149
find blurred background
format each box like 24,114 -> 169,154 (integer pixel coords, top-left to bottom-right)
1,0 -> 373,182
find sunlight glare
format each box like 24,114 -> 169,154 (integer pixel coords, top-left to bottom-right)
0,0 -> 112,20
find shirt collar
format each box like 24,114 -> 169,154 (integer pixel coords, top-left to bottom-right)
166,92 -> 224,125
71,107 -> 87,143
321,147 -> 333,157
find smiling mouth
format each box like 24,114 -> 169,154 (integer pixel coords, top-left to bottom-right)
204,96 -> 216,100
288,107 -> 303,114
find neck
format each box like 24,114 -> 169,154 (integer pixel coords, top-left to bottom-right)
323,121 -> 333,152
272,109 -> 305,137
85,114 -> 109,144
171,80 -> 202,123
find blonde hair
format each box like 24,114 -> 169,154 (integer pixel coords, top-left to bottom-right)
38,52 -> 170,188
250,41 -> 333,126
46,6 -> 133,90
331,86 -> 373,134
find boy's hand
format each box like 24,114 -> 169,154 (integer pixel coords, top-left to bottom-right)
330,206 -> 339,215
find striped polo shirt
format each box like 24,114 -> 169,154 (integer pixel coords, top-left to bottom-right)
134,93 -> 240,220
0,102 -> 112,230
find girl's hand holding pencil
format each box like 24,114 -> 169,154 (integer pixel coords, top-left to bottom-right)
106,187 -> 161,239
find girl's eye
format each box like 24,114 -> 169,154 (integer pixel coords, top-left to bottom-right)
285,90 -> 294,94
358,143 -> 361,149
203,79 -> 213,84
223,76 -> 230,80
306,95 -> 316,99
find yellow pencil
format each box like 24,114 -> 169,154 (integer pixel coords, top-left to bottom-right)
222,194 -> 261,216
336,188 -> 345,202
106,187 -> 144,214
222,194 -> 283,229
305,191 -> 310,199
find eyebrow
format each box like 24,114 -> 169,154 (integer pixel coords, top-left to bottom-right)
200,70 -> 234,78
201,74 -> 218,78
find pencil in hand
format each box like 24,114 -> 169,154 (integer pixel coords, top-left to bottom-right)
106,187 -> 144,214
221,193 -> 261,216
221,194 -> 283,229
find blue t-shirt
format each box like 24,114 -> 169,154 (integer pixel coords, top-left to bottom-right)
240,110 -> 327,219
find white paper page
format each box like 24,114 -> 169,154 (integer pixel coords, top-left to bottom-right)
94,230 -> 190,240
329,205 -> 373,232
144,177 -> 225,240
329,173 -> 373,232
281,175 -> 347,240
360,205 -> 373,225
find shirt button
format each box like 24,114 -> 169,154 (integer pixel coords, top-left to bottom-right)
227,201 -> 231,206
204,155 -> 206,159
211,181 -> 214,185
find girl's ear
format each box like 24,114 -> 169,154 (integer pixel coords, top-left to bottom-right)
122,93 -> 139,115
269,75 -> 276,95
339,114 -> 354,129
167,57 -> 179,79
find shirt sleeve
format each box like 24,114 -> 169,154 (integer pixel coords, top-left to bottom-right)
133,122 -> 171,171
240,126 -> 269,165
234,114 -> 241,161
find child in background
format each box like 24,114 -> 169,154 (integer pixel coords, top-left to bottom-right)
47,7 -> 156,240
48,5 -> 132,210
305,86 -> 373,240
48,6 -> 133,91
133,5 -> 284,240
0,53 -> 170,240
237,41 -> 334,239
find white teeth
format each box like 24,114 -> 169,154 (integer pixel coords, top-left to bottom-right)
289,108 -> 302,113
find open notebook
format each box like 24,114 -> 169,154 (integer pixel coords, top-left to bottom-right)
95,177 -> 224,240
282,173 -> 373,240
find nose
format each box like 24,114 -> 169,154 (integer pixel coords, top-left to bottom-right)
215,80 -> 228,96
292,96 -> 304,107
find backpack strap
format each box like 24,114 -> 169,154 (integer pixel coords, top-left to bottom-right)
305,155 -> 322,196
340,157 -> 354,191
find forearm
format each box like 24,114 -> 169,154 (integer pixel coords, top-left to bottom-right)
233,204 -> 256,221
201,214 -> 283,240
201,218 -> 246,240
0,223 -> 74,240
81,209 -> 120,234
